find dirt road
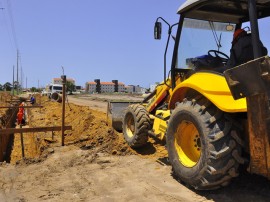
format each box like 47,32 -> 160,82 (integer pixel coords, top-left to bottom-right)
65,94 -> 270,202
67,94 -> 143,113
67,96 -> 108,113
0,146 -> 206,202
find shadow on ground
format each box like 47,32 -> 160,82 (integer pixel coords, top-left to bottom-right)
197,171 -> 270,202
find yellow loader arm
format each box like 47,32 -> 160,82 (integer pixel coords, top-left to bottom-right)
146,79 -> 171,113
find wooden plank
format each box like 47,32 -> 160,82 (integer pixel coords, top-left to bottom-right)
0,126 -> 72,135
6,100 -> 31,102
0,106 -> 43,109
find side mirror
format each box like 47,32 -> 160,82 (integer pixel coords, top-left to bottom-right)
154,22 -> 162,40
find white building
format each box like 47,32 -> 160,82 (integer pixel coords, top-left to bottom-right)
118,82 -> 125,92
125,85 -> 134,94
86,82 -> 97,93
85,80 -> 126,93
101,82 -> 115,93
125,85 -> 145,94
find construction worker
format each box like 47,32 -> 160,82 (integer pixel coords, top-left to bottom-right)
17,102 -> 26,125
226,28 -> 268,68
215,28 -> 267,73
30,95 -> 36,105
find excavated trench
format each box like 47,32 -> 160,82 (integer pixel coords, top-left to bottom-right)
21,96 -> 167,163
0,94 -> 168,165
0,104 -> 18,162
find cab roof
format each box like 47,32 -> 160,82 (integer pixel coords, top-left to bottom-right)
178,0 -> 270,23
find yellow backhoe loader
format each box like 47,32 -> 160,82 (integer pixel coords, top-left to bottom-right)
108,0 -> 270,190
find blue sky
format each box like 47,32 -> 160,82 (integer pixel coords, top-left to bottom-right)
0,0 -> 269,88
0,0 -> 182,88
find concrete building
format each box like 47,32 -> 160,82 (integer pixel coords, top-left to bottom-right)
86,82 -> 97,93
85,80 -> 126,93
126,85 -> 145,94
118,82 -> 125,92
100,82 -> 115,93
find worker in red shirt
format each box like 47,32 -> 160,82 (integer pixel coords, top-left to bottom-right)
17,102 -> 26,125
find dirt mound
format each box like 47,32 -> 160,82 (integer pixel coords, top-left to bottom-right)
9,94 -> 168,164
10,96 -> 135,164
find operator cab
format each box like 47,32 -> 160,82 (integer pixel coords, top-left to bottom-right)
177,19 -> 234,72
175,0 -> 270,75
154,0 -> 270,89
175,0 -> 270,72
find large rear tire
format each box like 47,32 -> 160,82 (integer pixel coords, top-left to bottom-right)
122,104 -> 151,148
167,97 -> 244,190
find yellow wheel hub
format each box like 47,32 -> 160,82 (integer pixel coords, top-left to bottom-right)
174,120 -> 201,167
126,114 -> 135,138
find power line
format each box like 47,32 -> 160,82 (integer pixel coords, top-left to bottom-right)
6,0 -> 19,49
0,2 -> 15,50
3,0 -> 24,91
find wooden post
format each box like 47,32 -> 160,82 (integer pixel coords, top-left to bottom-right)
61,75 -> 66,146
20,125 -> 25,159
39,93 -> 41,113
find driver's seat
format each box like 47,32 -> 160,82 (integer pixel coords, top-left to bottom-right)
188,54 -> 225,71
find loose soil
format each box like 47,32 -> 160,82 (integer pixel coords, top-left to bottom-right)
0,93 -> 269,201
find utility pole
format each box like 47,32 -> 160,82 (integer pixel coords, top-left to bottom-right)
61,75 -> 66,146
12,65 -> 14,96
16,49 -> 19,93
26,77 -> 27,90
20,65 -> 23,90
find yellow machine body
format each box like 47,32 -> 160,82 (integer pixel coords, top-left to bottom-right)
152,110 -> 170,140
150,72 -> 247,141
169,72 -> 247,113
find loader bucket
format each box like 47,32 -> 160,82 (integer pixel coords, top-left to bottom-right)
107,101 -> 140,132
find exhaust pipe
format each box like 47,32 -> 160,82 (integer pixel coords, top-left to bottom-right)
51,92 -> 62,103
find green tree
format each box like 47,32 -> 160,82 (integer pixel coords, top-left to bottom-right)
3,82 -> 12,91
66,81 -> 75,93
0,84 -> 3,91
31,87 -> 37,92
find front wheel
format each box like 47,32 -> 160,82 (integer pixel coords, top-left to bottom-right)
167,97 -> 243,190
122,104 -> 151,148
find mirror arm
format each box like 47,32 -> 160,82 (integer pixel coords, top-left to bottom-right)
156,17 -> 179,86
163,23 -> 179,87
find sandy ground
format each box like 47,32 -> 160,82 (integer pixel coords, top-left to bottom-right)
0,147 -> 205,202
0,93 -> 270,202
